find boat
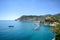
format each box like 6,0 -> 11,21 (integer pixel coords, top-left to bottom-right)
8,26 -> 14,27
34,23 -> 40,30
34,26 -> 39,30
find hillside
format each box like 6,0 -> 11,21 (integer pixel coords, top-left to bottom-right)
15,13 -> 60,22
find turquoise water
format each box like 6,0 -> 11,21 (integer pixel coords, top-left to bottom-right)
0,20 -> 55,40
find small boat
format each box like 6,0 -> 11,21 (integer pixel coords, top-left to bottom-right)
34,23 -> 40,30
8,26 -> 14,27
34,26 -> 39,30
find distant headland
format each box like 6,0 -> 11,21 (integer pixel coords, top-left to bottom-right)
15,13 -> 60,24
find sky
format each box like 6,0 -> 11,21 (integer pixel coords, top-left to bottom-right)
0,0 -> 60,20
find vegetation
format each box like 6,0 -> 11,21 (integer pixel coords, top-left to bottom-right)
44,15 -> 60,40
45,16 -> 60,40
51,24 -> 60,40
51,24 -> 60,35
15,15 -> 46,21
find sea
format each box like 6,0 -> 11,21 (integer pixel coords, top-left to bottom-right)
0,20 -> 55,40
